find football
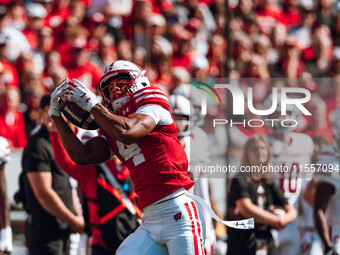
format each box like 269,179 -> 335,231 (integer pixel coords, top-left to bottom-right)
59,96 -> 100,130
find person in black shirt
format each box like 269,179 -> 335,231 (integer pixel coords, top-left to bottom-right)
227,134 -> 297,255
21,94 -> 84,255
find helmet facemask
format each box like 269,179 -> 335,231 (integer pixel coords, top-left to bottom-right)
99,61 -> 150,111
100,72 -> 131,102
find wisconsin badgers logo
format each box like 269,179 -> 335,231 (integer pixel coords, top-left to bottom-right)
174,212 -> 182,222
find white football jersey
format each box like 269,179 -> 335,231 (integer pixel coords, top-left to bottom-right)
183,127 -> 210,172
269,133 -> 314,208
184,127 -> 216,255
0,136 -> 10,165
314,145 -> 340,227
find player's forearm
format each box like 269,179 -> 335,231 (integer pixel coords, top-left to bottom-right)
51,116 -> 90,163
314,209 -> 332,248
91,104 -> 138,144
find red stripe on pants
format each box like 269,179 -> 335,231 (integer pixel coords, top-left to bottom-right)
185,202 -> 199,255
191,201 -> 204,254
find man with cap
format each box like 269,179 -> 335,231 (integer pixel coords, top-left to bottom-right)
23,3 -> 48,50
21,93 -> 84,255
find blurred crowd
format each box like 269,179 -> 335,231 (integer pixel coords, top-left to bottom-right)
0,0 -> 338,149
0,0 -> 338,254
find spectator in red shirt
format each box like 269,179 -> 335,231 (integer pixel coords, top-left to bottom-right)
23,3 -> 48,50
56,24 -> 89,66
53,1 -> 86,49
0,33 -> 19,87
172,38 -> 193,70
42,50 -> 68,92
67,44 -> 102,93
32,26 -> 54,74
0,86 -> 27,148
255,0 -> 283,35
280,0 -> 301,29
207,33 -> 227,78
43,0 -> 69,29
279,38 -> 306,78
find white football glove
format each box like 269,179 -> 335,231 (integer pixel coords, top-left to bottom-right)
0,226 -> 13,252
49,78 -> 71,117
63,79 -> 100,112
49,96 -> 61,117
0,137 -> 10,165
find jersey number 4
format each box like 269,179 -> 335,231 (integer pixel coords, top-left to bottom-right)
116,141 -> 145,166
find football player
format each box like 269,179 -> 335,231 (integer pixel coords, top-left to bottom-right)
169,94 -> 217,255
264,93 -> 314,255
49,60 -> 204,255
0,136 -> 12,254
314,107 -> 340,255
